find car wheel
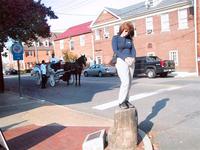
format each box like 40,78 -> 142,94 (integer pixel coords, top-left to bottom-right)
98,71 -> 103,77
84,72 -> 88,77
49,74 -> 56,87
146,69 -> 156,78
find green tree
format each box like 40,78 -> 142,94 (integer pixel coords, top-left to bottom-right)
0,0 -> 58,92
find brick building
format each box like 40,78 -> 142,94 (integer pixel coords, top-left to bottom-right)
54,21 -> 94,64
6,33 -> 59,71
90,0 -> 196,73
196,0 -> 200,75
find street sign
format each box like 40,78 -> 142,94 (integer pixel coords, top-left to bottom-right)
11,42 -> 24,60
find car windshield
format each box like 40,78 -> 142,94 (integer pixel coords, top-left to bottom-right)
149,56 -> 161,61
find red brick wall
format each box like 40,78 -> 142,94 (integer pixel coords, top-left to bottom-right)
54,33 -> 93,62
94,10 -> 118,25
93,7 -> 196,72
197,0 -> 200,75
134,9 -> 195,72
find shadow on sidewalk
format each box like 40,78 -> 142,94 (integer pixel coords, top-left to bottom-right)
139,98 -> 169,133
7,123 -> 65,150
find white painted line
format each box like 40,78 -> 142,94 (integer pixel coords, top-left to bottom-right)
93,86 -> 183,110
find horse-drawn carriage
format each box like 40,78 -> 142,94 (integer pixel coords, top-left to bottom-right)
31,55 -> 87,87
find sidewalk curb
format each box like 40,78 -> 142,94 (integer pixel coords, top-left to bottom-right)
138,129 -> 153,150
24,95 -> 114,124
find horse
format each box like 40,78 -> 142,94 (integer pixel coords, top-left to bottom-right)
63,55 -> 87,86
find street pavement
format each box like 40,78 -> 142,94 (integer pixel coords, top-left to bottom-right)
1,73 -> 200,150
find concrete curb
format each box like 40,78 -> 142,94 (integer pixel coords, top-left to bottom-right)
171,72 -> 197,78
138,129 -> 153,150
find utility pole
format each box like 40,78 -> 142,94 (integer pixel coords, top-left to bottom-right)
34,42 -> 39,63
0,51 -> 4,93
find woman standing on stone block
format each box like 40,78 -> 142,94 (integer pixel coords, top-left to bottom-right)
112,21 -> 136,109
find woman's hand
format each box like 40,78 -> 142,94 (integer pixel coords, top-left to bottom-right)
125,57 -> 135,66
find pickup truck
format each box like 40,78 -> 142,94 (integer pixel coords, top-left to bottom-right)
134,56 -> 175,78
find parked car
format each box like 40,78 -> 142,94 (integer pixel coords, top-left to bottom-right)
5,68 -> 18,75
134,56 -> 175,78
83,64 -> 117,77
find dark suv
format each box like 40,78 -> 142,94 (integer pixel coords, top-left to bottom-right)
134,56 -> 175,78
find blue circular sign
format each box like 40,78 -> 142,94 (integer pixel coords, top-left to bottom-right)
12,42 -> 23,54
11,42 -> 24,60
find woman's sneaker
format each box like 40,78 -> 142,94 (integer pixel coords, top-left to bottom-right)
125,101 -> 135,108
119,102 -> 129,109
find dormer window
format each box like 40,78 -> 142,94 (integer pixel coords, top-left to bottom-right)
145,0 -> 162,8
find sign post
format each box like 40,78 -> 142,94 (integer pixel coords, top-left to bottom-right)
11,42 -> 24,98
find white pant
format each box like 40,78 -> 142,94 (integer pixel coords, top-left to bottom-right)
116,58 -> 135,104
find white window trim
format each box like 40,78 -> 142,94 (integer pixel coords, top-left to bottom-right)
169,50 -> 179,66
80,35 -> 85,46
69,39 -> 74,51
36,42 -> 40,47
178,9 -> 188,30
103,27 -> 109,39
146,17 -> 154,34
44,40 -> 49,47
160,13 -> 170,32
60,40 -> 64,50
147,52 -> 155,56
95,29 -> 100,40
114,25 -> 120,35
95,56 -> 102,64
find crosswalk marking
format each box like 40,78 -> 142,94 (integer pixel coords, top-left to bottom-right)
92,86 -> 183,110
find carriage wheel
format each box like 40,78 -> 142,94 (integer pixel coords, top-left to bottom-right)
35,72 -> 41,85
69,75 -> 74,84
49,74 -> 56,87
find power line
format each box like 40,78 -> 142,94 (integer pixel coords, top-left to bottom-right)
55,12 -> 96,16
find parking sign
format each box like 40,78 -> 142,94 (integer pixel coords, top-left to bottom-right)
11,42 -> 24,60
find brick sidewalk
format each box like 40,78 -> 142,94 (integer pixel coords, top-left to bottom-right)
3,124 -> 144,150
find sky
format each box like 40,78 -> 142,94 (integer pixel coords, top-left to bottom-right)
41,0 -> 145,33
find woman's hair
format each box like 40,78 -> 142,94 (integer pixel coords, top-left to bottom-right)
118,21 -> 135,39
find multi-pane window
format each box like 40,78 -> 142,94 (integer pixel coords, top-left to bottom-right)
96,56 -> 102,64
80,35 -> 85,46
95,29 -> 100,40
161,14 -> 170,32
60,40 -> 64,50
146,17 -> 153,34
103,27 -> 109,39
44,40 -> 49,47
36,42 -> 40,47
178,9 -> 188,29
132,22 -> 137,37
169,50 -> 178,65
147,52 -> 155,56
70,40 -> 74,50
114,25 -> 120,35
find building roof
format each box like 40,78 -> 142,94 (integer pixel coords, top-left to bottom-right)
55,21 -> 92,41
91,0 -> 193,27
106,0 -> 193,19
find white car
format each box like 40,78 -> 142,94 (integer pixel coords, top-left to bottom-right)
83,64 -> 117,77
